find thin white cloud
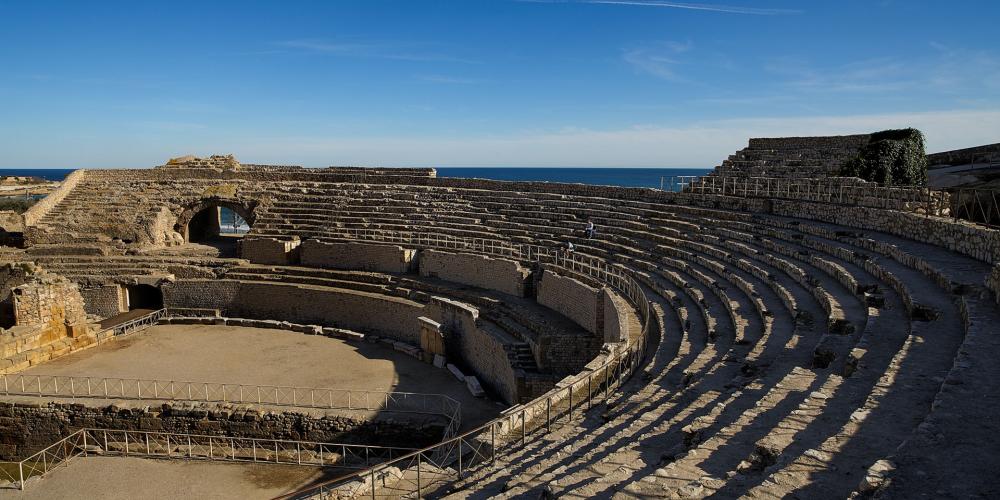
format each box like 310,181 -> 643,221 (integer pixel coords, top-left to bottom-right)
521,0 -> 800,15
415,74 -> 487,84
273,39 -> 480,64
213,109 -> 1000,168
10,110 -> 998,168
766,48 -> 1000,95
623,40 -> 694,80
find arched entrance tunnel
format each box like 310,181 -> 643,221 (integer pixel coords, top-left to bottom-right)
177,200 -> 255,257
126,284 -> 163,311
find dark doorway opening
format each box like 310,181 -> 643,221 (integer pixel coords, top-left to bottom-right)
180,204 -> 252,258
126,284 -> 163,311
0,228 -> 24,248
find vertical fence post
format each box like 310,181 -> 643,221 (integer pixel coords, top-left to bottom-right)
546,398 -> 551,431
521,410 -> 526,446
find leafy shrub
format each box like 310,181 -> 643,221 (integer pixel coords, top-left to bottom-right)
0,197 -> 36,214
840,128 -> 927,186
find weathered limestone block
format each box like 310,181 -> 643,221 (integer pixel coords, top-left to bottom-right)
241,237 -> 301,265
465,376 -> 486,398
537,270 -> 601,334
602,288 -> 631,343
418,316 -> 445,360
418,249 -> 530,297
300,239 -> 416,273
988,264 -> 1000,305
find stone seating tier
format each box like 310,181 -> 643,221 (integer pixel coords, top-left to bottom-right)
6,163 -> 999,498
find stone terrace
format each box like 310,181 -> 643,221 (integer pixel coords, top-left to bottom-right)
0,147 -> 998,498
713,134 -> 870,178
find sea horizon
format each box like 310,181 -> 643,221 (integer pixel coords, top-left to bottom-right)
0,166 -> 714,190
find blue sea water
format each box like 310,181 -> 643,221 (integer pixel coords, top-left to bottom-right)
0,167 -> 712,190
0,169 -> 75,181
435,167 -> 710,189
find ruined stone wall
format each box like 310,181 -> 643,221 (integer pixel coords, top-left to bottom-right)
927,142 -> 1000,167
988,264 -> 1000,306
22,169 -> 86,227
0,211 -> 24,233
242,237 -> 301,265
0,401 -> 444,460
771,200 -> 1000,265
746,134 -> 870,150
300,240 -> 415,273
602,288 -> 631,343
161,279 -> 241,313
11,274 -> 87,329
0,269 -> 94,374
162,279 -> 423,344
537,270 -> 601,334
79,285 -> 125,319
425,297 -> 518,404
418,250 -> 529,297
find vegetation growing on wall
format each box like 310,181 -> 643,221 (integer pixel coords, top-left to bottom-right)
0,197 -> 36,214
840,128 -> 928,186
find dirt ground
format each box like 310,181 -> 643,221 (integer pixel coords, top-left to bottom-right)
17,324 -> 503,427
0,456 -> 328,499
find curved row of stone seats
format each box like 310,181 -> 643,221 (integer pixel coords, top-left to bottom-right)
294,198 -> 908,496
30,255 -> 236,277
222,263 -> 550,359
350,198 -> 960,496
600,211 -> 968,496
441,245 -> 847,496
728,218 -> 982,496
13,167 -> 998,496
616,218 -> 914,497
441,230 -> 935,498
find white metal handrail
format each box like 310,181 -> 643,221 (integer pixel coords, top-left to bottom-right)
0,373 -> 459,423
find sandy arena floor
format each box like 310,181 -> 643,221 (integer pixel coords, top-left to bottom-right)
16,324 -> 503,427
0,456 -> 329,499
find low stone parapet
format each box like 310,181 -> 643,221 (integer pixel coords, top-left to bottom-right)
418,249 -> 529,297
300,239 -> 416,273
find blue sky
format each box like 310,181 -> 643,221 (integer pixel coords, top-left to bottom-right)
1,0 -> 998,168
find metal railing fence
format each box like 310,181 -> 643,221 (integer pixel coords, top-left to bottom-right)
0,373 -> 459,422
0,428 -> 415,490
95,308 -> 167,343
950,188 -> 1000,228
660,175 -> 950,215
279,229 -> 653,499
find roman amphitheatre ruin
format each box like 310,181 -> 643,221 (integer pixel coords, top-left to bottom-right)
0,135 -> 997,499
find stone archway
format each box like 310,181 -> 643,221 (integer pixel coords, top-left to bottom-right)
175,199 -> 256,244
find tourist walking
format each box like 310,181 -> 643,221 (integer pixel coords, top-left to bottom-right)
585,219 -> 596,238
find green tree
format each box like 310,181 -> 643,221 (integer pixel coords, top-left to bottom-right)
840,128 -> 927,186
